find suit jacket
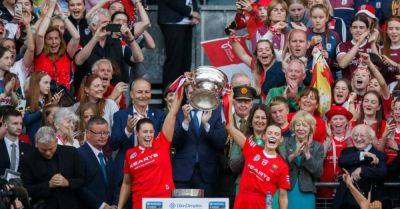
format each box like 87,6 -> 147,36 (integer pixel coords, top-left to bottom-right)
20,145 -> 85,209
172,105 -> 227,183
333,146 -> 387,209
110,106 -> 165,185
23,111 -> 42,144
281,136 -> 324,193
0,139 -> 34,176
157,0 -> 199,24
77,143 -> 115,209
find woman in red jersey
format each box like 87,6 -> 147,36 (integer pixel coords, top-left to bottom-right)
117,87 -> 184,209
225,92 -> 290,209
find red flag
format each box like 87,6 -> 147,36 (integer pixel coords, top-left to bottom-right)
168,75 -> 186,99
201,36 -> 250,67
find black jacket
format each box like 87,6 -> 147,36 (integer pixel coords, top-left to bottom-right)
0,139 -> 34,176
20,145 -> 84,209
157,0 -> 199,24
333,146 -> 387,209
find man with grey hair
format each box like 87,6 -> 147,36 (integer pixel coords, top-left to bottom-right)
333,124 -> 387,209
265,58 -> 307,111
230,72 -> 251,87
74,8 -> 143,90
20,126 -> 84,209
92,58 -> 128,108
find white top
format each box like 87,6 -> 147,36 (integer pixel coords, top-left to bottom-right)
4,137 -> 19,171
10,59 -> 31,98
57,137 -> 80,148
72,99 -> 119,130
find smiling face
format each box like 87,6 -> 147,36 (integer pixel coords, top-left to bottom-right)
329,115 -> 348,135
256,41 -> 274,66
289,31 -> 308,57
333,80 -> 350,105
367,78 -> 381,93
299,91 -> 318,114
45,30 -> 61,54
263,125 -> 282,150
0,50 -> 13,71
270,3 -> 287,23
294,119 -> 312,141
350,20 -> 368,42
362,92 -> 380,118
284,60 -> 306,84
352,125 -> 372,150
311,8 -> 328,32
351,68 -> 370,92
233,99 -> 253,118
136,122 -> 155,148
93,62 -> 113,87
39,75 -> 51,96
131,80 -> 151,109
85,78 -> 105,100
289,3 -> 305,22
388,20 -> 400,45
252,109 -> 268,135
393,101 -> 400,123
68,0 -> 85,20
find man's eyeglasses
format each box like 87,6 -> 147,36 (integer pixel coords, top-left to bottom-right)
88,129 -> 110,137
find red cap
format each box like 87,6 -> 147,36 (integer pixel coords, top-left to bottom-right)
325,105 -> 353,121
356,4 -> 377,20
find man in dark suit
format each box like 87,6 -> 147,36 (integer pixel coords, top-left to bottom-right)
20,127 -> 84,209
172,85 -> 227,197
157,0 -> 200,88
333,124 -> 387,209
110,78 -> 165,189
78,117 -> 116,209
0,109 -> 34,177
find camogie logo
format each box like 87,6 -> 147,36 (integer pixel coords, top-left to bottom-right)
130,152 -> 137,159
253,154 -> 261,162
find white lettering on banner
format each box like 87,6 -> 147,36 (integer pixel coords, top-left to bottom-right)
130,153 -> 159,169
143,198 -> 229,209
221,42 -> 235,62
247,164 -> 271,182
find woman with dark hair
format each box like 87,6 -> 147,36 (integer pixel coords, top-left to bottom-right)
382,17 -> 400,84
117,88 -> 184,209
336,15 -> 379,80
23,72 -> 58,143
73,74 -> 119,129
34,0 -> 80,90
225,91 -> 290,209
287,88 -> 327,143
332,79 -> 352,107
352,91 -> 388,149
76,102 -> 99,144
231,38 -> 285,99
251,0 -> 288,60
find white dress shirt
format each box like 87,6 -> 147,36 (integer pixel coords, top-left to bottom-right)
125,105 -> 150,146
4,137 -> 20,171
182,110 -> 210,133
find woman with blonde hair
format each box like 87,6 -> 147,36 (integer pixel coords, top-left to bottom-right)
281,110 -> 324,209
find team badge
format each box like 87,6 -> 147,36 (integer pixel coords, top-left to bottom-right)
130,152 -> 137,159
272,164 -> 278,171
253,154 -> 261,161
240,87 -> 248,95
262,159 -> 268,166
84,28 -> 91,35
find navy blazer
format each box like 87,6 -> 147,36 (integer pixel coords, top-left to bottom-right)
77,143 -> 115,209
110,106 -> 165,185
157,0 -> 199,24
0,139 -> 34,176
333,146 -> 387,209
172,105 -> 227,183
23,111 -> 42,144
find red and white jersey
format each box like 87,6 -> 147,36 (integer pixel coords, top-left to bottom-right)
385,130 -> 400,164
234,139 -> 290,209
123,132 -> 174,209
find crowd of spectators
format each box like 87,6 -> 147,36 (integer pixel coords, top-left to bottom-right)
2,0 -> 400,209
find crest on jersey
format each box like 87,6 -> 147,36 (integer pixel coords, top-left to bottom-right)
253,154 -> 261,161
272,164 -> 278,171
130,152 -> 137,159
